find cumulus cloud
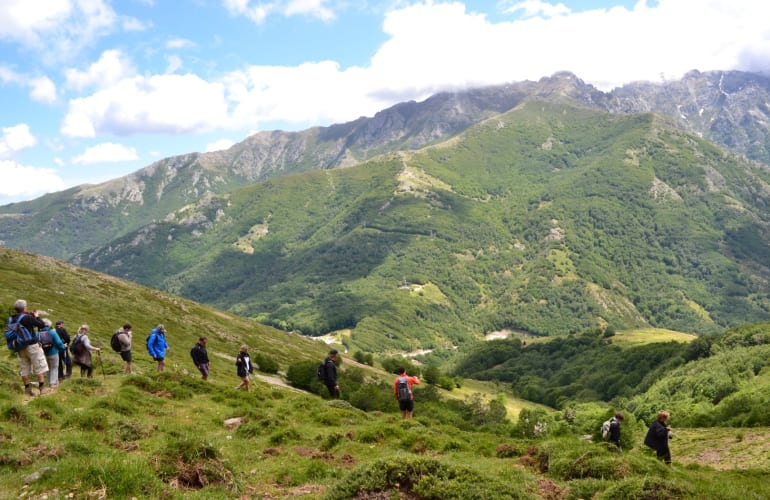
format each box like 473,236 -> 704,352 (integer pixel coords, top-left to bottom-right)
0,124 -> 36,158
61,73 -> 229,137
205,139 -> 235,152
71,142 -> 138,165
0,160 -> 66,200
65,49 -> 136,92
0,67 -> 57,103
0,0 -> 117,60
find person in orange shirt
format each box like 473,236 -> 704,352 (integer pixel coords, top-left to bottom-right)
393,366 -> 420,419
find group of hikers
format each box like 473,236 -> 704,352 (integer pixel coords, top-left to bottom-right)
8,298 -> 671,462
5,299 -> 173,395
605,410 -> 674,464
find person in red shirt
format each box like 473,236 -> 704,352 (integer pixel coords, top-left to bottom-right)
393,366 -> 420,419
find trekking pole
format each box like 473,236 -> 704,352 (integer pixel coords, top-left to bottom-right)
97,350 -> 106,379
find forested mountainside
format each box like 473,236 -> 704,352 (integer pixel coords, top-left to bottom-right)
75,101 -> 770,352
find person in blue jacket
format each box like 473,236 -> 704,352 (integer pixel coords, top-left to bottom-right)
147,324 -> 169,372
40,319 -> 68,390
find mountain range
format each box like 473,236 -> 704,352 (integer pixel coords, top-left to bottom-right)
4,70 -> 770,352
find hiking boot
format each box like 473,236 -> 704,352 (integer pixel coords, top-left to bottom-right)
25,385 -> 34,396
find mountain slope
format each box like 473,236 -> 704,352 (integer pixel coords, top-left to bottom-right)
76,101 -> 770,351
5,70 -> 770,263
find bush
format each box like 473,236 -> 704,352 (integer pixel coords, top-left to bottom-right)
600,475 -> 690,499
324,457 -> 529,499
253,352 -> 280,374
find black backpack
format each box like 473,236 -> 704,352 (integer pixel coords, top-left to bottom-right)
110,331 -> 122,352
396,376 -> 412,402
317,361 -> 327,381
70,334 -> 85,356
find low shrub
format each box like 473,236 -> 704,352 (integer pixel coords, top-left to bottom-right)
325,457 -> 529,499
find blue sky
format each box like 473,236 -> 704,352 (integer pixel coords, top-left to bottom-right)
1,0 -> 768,204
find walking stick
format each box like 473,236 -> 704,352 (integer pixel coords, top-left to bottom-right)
97,350 -> 106,379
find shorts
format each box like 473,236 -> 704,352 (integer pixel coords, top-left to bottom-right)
120,350 -> 132,362
19,343 -> 49,377
197,363 -> 210,377
154,356 -> 165,362
398,399 -> 415,412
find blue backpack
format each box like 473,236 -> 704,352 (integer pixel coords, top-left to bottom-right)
5,314 -> 37,352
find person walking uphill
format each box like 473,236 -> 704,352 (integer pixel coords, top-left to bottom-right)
190,337 -> 210,380
393,366 -> 420,419
71,325 -> 101,378
147,324 -> 169,372
116,323 -> 133,374
55,320 -> 72,380
608,412 -> 624,451
235,345 -> 253,391
644,410 -> 673,464
8,299 -> 49,396
321,349 -> 340,398
40,319 -> 68,390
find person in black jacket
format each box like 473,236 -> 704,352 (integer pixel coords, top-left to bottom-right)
55,320 -> 72,380
609,412 -> 624,451
190,337 -> 210,380
322,349 -> 340,398
644,410 -> 673,464
235,345 -> 253,391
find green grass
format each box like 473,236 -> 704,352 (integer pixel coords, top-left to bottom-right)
2,247 -> 770,498
611,328 -> 697,346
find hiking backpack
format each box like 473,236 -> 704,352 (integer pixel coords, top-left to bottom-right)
110,331 -> 122,352
39,328 -> 54,350
317,361 -> 327,381
396,376 -> 412,402
5,314 -> 37,352
70,334 -> 85,356
601,418 -> 613,440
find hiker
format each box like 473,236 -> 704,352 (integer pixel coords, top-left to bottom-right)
8,299 -> 49,395
147,324 -> 169,372
235,345 -> 252,391
116,323 -> 133,374
190,337 -> 210,380
321,349 -> 340,398
393,366 -> 420,419
71,324 -> 101,378
608,412 -> 624,451
40,319 -> 68,390
55,319 -> 72,380
644,410 -> 673,464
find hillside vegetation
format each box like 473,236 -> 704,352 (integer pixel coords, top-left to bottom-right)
1,247 -> 770,499
73,101 -> 770,353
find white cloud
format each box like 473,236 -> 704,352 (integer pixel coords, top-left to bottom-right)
0,67 -> 57,103
501,0 -> 570,18
0,0 -> 117,60
223,0 -> 335,24
205,139 -> 235,152
71,142 -> 138,165
29,76 -> 57,103
166,55 -> 183,74
61,73 -> 229,137
0,124 -> 36,158
0,160 -> 66,199
65,49 -> 136,92
166,37 -> 194,49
